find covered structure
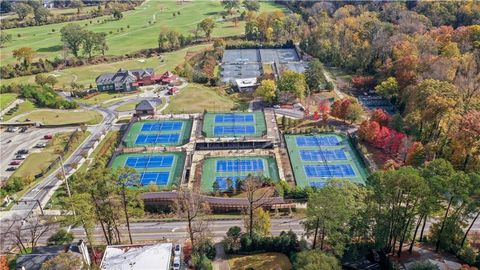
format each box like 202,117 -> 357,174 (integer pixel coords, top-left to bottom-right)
100,243 -> 173,270
135,100 -> 156,117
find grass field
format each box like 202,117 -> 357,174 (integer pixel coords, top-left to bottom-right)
3,44 -> 211,89
164,84 -> 238,114
75,91 -> 139,105
18,110 -> 103,125
12,131 -> 90,179
1,1 -> 285,65
0,93 -> 17,111
228,252 -> 292,270
1,100 -> 37,122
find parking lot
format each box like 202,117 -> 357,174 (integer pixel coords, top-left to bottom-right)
0,126 -> 76,183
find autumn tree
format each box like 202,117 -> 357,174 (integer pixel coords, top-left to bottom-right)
254,79 -> 276,103
175,188 -> 211,246
305,59 -> 327,92
13,3 -> 33,20
222,0 -> 240,16
197,18 -> 215,40
242,0 -> 260,12
12,47 -> 34,70
243,208 -> 271,237
370,109 -> 391,127
242,175 -> 274,238
277,71 -> 307,100
375,77 -> 400,100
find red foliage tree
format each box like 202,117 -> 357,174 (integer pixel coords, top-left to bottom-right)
318,99 -> 330,123
351,75 -> 376,90
405,141 -> 426,166
358,120 -> 381,143
370,108 -> 391,126
313,111 -> 320,120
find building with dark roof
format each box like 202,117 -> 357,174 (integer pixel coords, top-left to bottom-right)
135,100 -> 156,116
16,240 -> 90,270
96,68 -> 138,92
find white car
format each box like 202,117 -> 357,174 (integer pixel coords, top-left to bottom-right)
172,256 -> 181,270
15,155 -> 27,160
174,244 -> 181,257
35,142 -> 47,148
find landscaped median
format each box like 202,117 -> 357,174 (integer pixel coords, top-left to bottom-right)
17,110 -> 103,126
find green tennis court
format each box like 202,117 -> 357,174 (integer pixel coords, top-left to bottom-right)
285,133 -> 368,188
201,156 -> 280,192
110,152 -> 185,189
123,119 -> 193,147
202,112 -> 267,138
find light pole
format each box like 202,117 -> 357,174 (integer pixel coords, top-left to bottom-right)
59,155 -> 72,198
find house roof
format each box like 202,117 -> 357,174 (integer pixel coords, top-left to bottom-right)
100,243 -> 172,270
96,68 -> 153,85
16,244 -> 83,270
235,78 -> 257,88
135,100 -> 155,111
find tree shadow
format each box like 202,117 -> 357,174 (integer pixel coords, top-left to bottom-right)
37,45 -> 63,52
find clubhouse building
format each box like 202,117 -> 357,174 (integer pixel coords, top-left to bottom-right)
95,69 -> 179,92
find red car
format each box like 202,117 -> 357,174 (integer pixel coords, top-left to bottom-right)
10,160 -> 21,165
44,134 -> 53,139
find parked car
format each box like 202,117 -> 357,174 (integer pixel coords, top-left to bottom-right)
7,127 -> 19,132
174,244 -> 181,257
44,134 -> 53,139
172,256 -> 181,270
10,160 -> 21,165
14,155 -> 27,160
35,142 -> 47,148
17,149 -> 29,155
19,127 -> 28,133
6,167 -> 16,171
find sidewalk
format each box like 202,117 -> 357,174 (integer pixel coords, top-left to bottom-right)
213,243 -> 230,270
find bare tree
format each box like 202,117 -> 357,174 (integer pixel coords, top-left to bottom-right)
3,215 -> 54,254
26,216 -> 54,251
175,188 -> 211,246
242,175 -> 274,238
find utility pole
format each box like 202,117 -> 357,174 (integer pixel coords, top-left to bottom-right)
59,155 -> 72,197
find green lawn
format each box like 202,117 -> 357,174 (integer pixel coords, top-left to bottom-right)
0,93 -> 17,110
1,1 -> 285,65
1,100 -> 37,122
114,101 -> 138,112
228,253 -> 292,270
12,131 -> 90,179
3,44 -> 211,90
75,91 -> 138,105
17,110 -> 103,125
164,84 -> 237,114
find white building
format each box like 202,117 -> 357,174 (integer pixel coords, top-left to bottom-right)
100,243 -> 173,270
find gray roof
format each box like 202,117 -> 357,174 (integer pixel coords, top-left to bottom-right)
16,245 -> 82,270
129,68 -> 154,79
96,68 -> 148,85
135,100 -> 155,111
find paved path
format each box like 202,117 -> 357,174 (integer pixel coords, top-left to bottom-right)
322,68 -> 345,99
213,243 -> 230,270
0,99 -> 23,118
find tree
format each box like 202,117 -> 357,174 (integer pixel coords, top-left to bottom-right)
305,59 -> 327,92
82,31 -> 108,58
64,192 -> 96,246
305,180 -> 362,256
277,71 -> 307,100
197,18 -> 215,39
47,229 -> 74,246
35,74 -> 50,87
242,0 -> 260,12
409,260 -> 440,270
244,208 -> 271,237
113,9 -> 123,20
358,120 -> 381,143
242,175 -> 273,238
60,24 -> 84,57
254,79 -> 276,103
222,0 -> 240,16
370,109 -> 391,127
41,253 -> 83,270
33,7 -> 50,25
116,168 -> 143,245
375,77 -> 400,99
345,102 -> 363,124
14,3 -> 33,20
175,188 -> 211,246
12,47 -> 34,70
292,250 -> 341,270
0,32 -> 12,47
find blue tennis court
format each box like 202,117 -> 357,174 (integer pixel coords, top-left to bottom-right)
296,136 -> 339,147
214,125 -> 256,136
215,176 -> 246,190
304,164 -> 356,178
309,182 -> 327,188
125,155 -> 174,168
216,159 -> 264,173
141,121 -> 183,131
139,172 -> 170,186
135,133 -> 180,144
300,149 -> 347,161
215,114 -> 254,123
